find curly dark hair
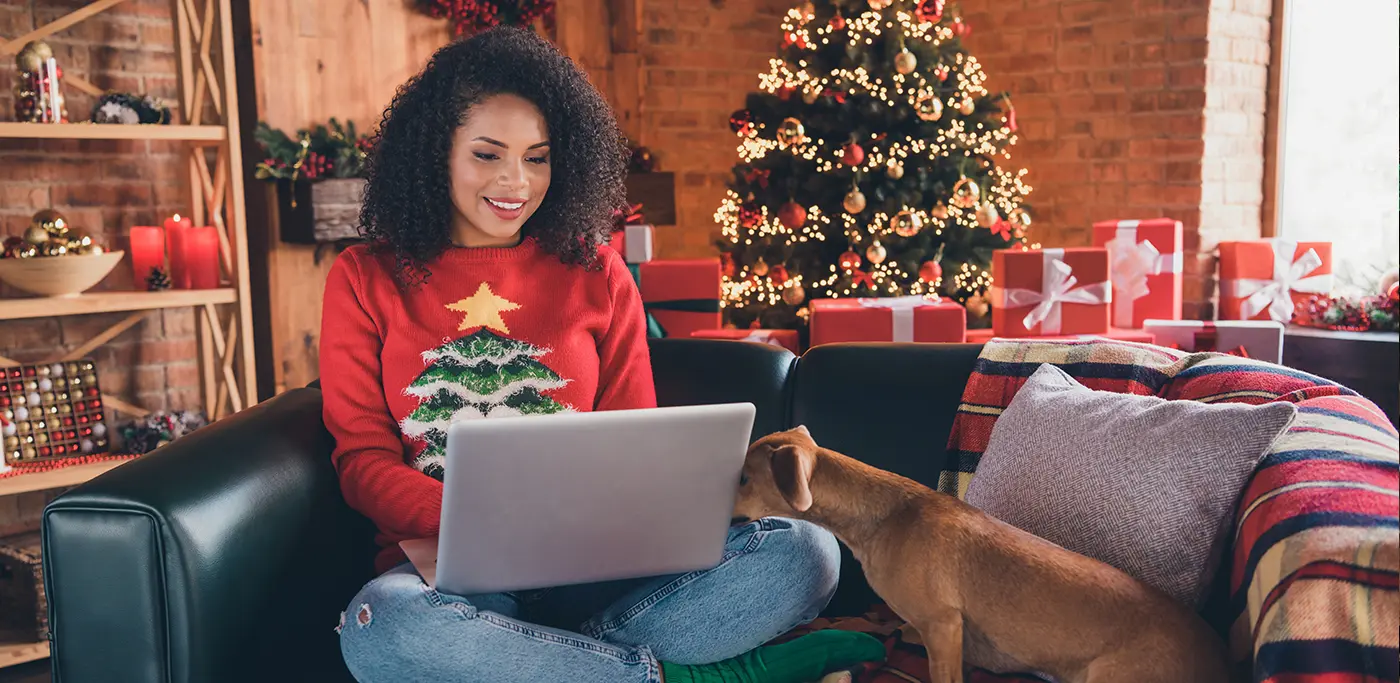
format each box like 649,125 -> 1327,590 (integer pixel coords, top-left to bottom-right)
359,27 -> 628,284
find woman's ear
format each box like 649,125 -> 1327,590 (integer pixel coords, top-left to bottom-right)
770,444 -> 816,512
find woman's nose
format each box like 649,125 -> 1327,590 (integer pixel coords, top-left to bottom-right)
498,159 -> 528,187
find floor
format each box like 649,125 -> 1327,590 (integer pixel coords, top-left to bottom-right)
0,661 -> 47,683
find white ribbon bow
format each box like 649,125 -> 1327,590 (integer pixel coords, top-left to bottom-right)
856,295 -> 942,342
990,249 -> 1112,334
740,330 -> 789,349
1222,240 -> 1331,322
1104,224 -> 1182,327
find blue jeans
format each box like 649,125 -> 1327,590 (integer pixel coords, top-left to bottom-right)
338,518 -> 841,683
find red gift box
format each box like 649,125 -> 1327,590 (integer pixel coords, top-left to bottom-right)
967,327 -> 1155,344
989,248 -> 1111,337
690,328 -> 801,354
808,295 -> 966,347
637,259 -> 721,339
607,224 -> 654,264
1092,218 -> 1183,328
1143,319 -> 1283,364
1218,239 -> 1332,321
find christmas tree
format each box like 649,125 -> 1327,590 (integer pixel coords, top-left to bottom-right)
398,284 -> 572,479
716,0 -> 1034,331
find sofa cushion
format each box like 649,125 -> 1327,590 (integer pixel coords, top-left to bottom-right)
964,363 -> 1296,607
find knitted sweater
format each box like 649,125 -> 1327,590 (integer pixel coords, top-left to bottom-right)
320,239 -> 656,573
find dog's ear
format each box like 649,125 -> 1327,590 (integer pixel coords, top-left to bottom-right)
793,424 -> 811,438
771,444 -> 815,512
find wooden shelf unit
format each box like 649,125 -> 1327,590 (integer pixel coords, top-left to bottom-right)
0,0 -> 257,668
0,122 -> 226,141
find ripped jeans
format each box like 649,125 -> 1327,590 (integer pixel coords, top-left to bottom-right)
338,518 -> 841,683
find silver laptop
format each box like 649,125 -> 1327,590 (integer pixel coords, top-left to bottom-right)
433,402 -> 757,596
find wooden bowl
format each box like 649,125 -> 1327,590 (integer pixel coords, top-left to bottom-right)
0,251 -> 125,297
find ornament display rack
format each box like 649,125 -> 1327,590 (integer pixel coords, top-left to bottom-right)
0,0 -> 254,666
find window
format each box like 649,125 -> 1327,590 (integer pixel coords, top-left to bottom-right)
1273,0 -> 1399,295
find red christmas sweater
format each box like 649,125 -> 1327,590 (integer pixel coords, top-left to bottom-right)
320,239 -> 656,573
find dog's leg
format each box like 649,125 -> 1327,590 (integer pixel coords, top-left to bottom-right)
919,611 -> 965,683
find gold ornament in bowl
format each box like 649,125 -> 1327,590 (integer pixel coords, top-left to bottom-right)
31,209 -> 70,238
776,117 -> 806,146
23,224 -> 50,246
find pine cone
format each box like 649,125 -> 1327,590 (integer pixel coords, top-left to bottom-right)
146,267 -> 172,291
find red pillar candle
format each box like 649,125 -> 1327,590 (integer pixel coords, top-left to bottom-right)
128,226 -> 164,287
163,214 -> 192,289
185,227 -> 221,289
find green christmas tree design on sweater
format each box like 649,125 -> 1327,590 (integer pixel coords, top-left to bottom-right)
399,283 -> 572,479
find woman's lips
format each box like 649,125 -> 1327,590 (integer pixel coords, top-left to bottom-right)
484,196 -> 526,221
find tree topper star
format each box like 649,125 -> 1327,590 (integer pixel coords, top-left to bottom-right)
446,282 -> 521,333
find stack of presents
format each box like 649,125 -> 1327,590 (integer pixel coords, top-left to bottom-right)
613,217 -> 1333,365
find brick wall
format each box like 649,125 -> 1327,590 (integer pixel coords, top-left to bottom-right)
643,0 -> 1274,319
638,0 -> 793,258
0,0 -> 199,414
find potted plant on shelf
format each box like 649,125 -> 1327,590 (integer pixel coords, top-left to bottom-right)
253,118 -> 373,244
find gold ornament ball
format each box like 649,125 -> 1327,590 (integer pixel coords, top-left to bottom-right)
41,242 -> 68,257
865,240 -> 887,265
891,210 -> 925,238
930,202 -> 950,220
81,243 -> 105,255
15,244 -> 38,259
951,177 -> 981,208
752,257 -> 770,277
958,98 -> 976,116
915,91 -> 943,121
885,158 -> 904,180
868,0 -> 893,9
776,117 -> 806,146
23,224 -> 50,246
1008,208 -> 1032,228
25,40 -> 54,62
782,283 -> 806,306
966,294 -> 990,317
31,208 -> 69,238
15,47 -> 43,73
799,1 -> 815,21
842,189 -> 867,214
975,201 -> 1000,228
894,50 -> 917,75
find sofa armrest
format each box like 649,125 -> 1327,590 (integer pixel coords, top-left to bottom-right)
1228,393 -> 1399,681
42,388 -> 376,683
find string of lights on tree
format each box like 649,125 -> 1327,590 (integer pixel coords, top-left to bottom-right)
715,0 -> 1036,332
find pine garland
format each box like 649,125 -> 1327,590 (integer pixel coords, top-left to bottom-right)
416,0 -> 555,36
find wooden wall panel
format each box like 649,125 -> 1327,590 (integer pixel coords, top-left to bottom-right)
243,0 -> 450,397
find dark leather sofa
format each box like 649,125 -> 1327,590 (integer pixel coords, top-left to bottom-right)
41,339 -> 983,683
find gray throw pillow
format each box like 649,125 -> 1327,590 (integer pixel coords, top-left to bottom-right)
964,363 -> 1297,607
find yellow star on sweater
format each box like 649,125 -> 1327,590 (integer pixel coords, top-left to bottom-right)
446,282 -> 521,333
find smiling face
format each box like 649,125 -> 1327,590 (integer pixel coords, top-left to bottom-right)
447,93 -> 552,247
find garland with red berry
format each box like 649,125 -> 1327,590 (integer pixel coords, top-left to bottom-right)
253,118 -> 373,184
416,0 -> 555,36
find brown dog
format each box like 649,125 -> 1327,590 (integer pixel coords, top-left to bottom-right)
733,426 -> 1231,683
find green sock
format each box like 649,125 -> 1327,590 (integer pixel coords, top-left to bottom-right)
659,630 -> 886,683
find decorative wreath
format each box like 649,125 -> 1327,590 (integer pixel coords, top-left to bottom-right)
416,0 -> 555,36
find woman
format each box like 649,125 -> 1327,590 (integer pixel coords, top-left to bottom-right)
320,27 -> 883,683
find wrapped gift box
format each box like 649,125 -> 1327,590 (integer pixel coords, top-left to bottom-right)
1143,319 -> 1283,364
607,224 -> 654,264
808,295 -> 966,347
637,259 -> 721,339
690,328 -> 801,355
1218,239 -> 1332,321
966,328 -> 1155,344
989,248 -> 1112,337
1092,218 -> 1183,328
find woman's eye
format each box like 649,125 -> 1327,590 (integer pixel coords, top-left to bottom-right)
473,152 -> 498,161
526,156 -> 549,165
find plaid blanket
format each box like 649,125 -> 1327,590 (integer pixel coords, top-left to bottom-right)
789,338 -> 1398,683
